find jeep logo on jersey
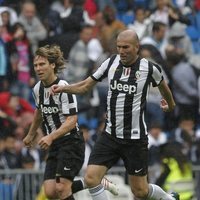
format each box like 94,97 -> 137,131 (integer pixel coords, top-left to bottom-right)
41,105 -> 59,114
110,80 -> 136,94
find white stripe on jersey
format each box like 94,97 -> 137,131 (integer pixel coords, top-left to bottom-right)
92,55 -> 163,140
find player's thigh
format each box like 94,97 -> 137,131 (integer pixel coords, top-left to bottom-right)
88,133 -> 120,169
84,164 -> 108,187
56,138 -> 85,181
122,139 -> 148,176
129,175 -> 149,196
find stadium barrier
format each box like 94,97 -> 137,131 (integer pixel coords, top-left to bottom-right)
0,166 -> 199,200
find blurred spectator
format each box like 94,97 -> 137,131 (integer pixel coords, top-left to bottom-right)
16,151 -> 41,200
127,7 -> 151,40
20,147 -> 43,170
169,116 -> 197,160
191,129 -> 200,165
60,0 -> 95,34
20,151 -> 35,169
100,5 -> 126,55
167,21 -> 194,59
64,24 -> 101,127
0,7 -> 18,42
0,87 -> 34,123
3,133 -> 21,169
0,6 -> 18,26
0,15 -> 11,92
18,0 -> 47,53
66,24 -> 96,83
0,109 -> 17,136
42,4 -> 63,39
148,122 -> 168,183
189,55 -> 200,120
7,22 -> 35,100
165,43 -> 198,125
195,0 -> 200,11
83,0 -> 98,19
149,0 -> 191,27
141,21 -> 168,58
50,0 -> 70,13
149,0 -> 172,25
0,135 -> 6,169
156,142 -> 194,200
0,0 -> 20,13
96,0 -> 115,11
172,0 -> 193,15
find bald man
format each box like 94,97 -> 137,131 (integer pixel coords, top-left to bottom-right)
51,30 -> 178,200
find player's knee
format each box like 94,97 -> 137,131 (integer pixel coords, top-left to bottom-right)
56,182 -> 71,198
84,173 -> 100,187
44,187 -> 57,199
131,186 -> 148,198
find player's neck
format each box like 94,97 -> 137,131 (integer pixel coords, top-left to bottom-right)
42,75 -> 57,87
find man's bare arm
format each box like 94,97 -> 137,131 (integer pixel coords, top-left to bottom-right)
158,80 -> 176,112
23,109 -> 42,147
38,115 -> 78,150
51,77 -> 97,94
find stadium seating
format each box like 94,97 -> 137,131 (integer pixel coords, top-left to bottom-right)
117,12 -> 135,26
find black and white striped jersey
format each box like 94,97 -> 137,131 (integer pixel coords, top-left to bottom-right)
91,55 -> 163,140
32,78 -> 79,136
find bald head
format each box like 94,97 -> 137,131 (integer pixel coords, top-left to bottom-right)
117,29 -> 139,44
116,29 -> 140,66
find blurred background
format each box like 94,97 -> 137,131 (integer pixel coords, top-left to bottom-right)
0,0 -> 200,199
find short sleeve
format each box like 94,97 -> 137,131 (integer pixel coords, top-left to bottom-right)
58,80 -> 78,115
151,63 -> 164,87
32,82 -> 40,109
91,58 -> 111,81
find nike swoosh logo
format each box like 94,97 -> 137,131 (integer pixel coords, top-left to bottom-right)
64,167 -> 71,170
135,168 -> 143,173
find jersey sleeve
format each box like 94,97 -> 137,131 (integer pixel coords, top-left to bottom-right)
59,81 -> 78,115
151,63 -> 164,87
32,82 -> 40,109
91,58 -> 110,81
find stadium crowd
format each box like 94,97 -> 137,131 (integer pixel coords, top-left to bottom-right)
0,0 -> 200,199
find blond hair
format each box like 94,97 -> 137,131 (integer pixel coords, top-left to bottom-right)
35,45 -> 65,74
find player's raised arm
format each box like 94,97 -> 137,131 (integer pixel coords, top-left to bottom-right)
51,76 -> 97,94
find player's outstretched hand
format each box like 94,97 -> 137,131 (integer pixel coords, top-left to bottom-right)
51,84 -> 63,95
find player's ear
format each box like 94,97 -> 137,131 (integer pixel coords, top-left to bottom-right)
50,63 -> 55,69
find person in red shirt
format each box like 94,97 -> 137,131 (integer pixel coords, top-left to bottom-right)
0,89 -> 34,121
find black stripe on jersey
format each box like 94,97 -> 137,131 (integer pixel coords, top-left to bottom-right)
110,62 -> 123,137
67,93 -> 74,104
99,55 -> 117,81
123,59 -> 140,139
150,62 -> 163,87
139,61 -> 153,138
69,108 -> 77,115
39,83 -> 51,134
